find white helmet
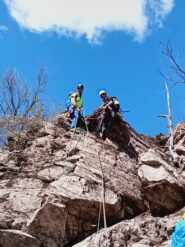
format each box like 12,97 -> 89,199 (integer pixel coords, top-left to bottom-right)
99,90 -> 106,96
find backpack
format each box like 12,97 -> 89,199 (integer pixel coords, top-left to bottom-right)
64,91 -> 73,111
112,97 -> 120,111
171,220 -> 185,247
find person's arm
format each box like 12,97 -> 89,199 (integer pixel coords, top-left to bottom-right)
105,100 -> 113,107
103,100 -> 114,109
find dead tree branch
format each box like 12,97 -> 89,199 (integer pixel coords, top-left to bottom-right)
158,41 -> 185,84
0,68 -> 48,147
165,83 -> 179,164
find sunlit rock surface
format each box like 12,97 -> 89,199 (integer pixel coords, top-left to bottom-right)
0,112 -> 184,246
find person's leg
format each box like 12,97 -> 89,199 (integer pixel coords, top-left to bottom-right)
71,108 -> 79,128
96,111 -> 107,140
97,111 -> 105,132
77,112 -> 87,130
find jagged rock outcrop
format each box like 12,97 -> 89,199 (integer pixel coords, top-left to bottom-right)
0,229 -> 40,247
138,148 -> 185,216
0,112 -> 184,246
73,207 -> 185,247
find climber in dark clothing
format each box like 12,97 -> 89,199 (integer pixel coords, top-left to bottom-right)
97,90 -> 120,140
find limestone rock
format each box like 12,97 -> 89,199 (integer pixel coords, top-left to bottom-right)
0,178 -> 44,229
139,148 -> 169,167
33,135 -> 54,148
0,148 -> 9,165
38,122 -> 58,137
138,156 -> 185,215
27,202 -> 66,247
37,166 -> 64,182
0,114 -> 184,246
43,175 -> 124,245
138,164 -> 172,182
73,207 -> 184,247
0,172 -> 4,178
0,229 -> 40,247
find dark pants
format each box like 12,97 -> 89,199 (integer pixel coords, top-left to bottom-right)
97,109 -> 112,140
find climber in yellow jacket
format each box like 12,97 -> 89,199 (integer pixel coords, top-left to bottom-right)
70,84 -> 84,128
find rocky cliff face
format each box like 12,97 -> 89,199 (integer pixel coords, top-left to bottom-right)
0,112 -> 185,247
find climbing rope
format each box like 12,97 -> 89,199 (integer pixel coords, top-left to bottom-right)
64,108 -> 109,246
97,142 -> 109,247
61,111 -> 90,246
62,205 -> 68,245
65,110 -> 90,157
65,114 -> 79,153
82,109 -> 90,135
97,195 -> 102,233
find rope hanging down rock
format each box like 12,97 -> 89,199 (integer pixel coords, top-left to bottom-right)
64,110 -> 109,246
97,142 -> 110,247
66,113 -> 89,156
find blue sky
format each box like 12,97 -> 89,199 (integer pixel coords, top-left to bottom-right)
0,0 -> 185,136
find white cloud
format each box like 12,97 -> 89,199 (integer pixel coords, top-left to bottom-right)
145,0 -> 174,27
161,0 -> 174,13
4,0 -> 174,43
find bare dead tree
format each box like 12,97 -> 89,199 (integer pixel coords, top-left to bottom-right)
157,41 -> 185,84
158,82 -> 179,165
0,68 -> 47,147
165,83 -> 179,163
23,67 -> 47,117
0,70 -> 21,116
156,41 -> 185,166
0,67 -> 47,117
